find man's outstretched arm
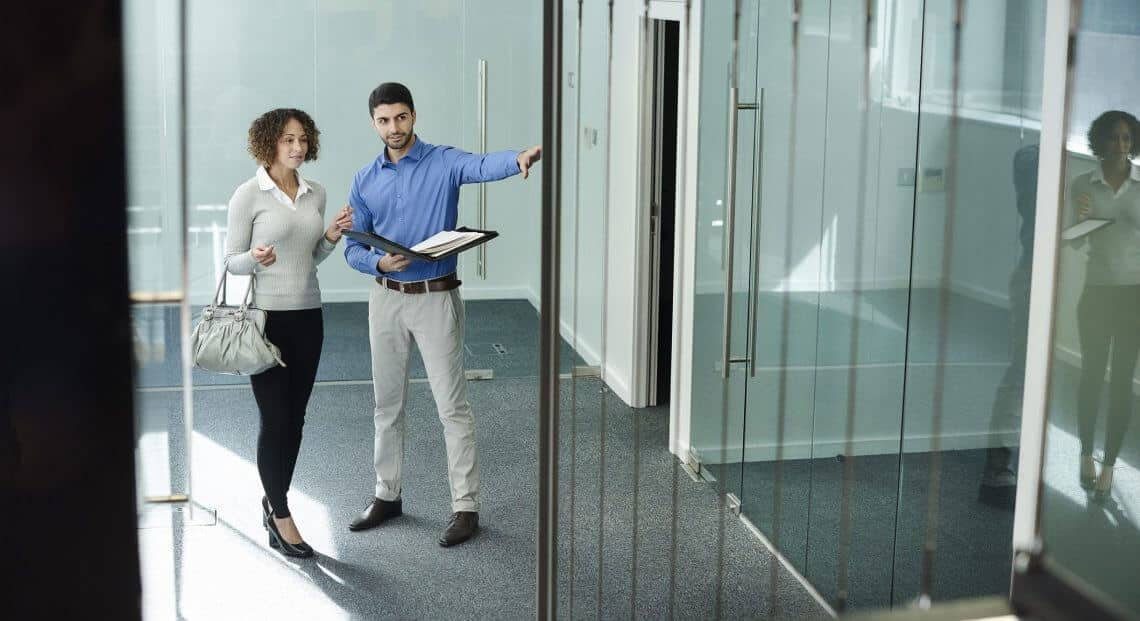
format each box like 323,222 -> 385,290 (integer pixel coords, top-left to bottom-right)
450,145 -> 542,184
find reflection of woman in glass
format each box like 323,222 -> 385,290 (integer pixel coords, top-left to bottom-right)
1072,110 -> 1140,500
225,109 -> 352,556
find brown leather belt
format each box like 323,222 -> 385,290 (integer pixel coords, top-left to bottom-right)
376,273 -> 461,294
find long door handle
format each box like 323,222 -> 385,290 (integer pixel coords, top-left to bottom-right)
477,59 -> 488,279
747,88 -> 764,377
721,85 -> 740,378
723,84 -> 766,378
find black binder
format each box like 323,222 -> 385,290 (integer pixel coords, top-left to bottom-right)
343,226 -> 499,262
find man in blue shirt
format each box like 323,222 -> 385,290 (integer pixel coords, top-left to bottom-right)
344,82 -> 541,547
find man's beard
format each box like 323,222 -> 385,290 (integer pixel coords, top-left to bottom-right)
385,133 -> 410,149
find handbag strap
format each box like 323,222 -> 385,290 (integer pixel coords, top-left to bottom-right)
210,271 -> 256,308
211,271 -> 227,306
240,274 -> 255,308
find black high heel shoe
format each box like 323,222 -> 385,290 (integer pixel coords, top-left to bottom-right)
265,515 -> 315,558
261,497 -> 279,549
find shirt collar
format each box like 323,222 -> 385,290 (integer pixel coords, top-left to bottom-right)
380,135 -> 428,166
1089,163 -> 1140,184
255,166 -> 311,198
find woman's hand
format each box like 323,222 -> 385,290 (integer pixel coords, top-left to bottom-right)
1077,192 -> 1092,220
251,244 -> 276,267
325,205 -> 354,242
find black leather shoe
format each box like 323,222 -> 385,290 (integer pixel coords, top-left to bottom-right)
438,511 -> 478,547
349,497 -> 403,531
266,515 -> 314,558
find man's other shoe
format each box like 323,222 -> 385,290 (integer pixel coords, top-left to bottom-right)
1079,455 -> 1097,490
349,497 -> 403,531
978,467 -> 1017,510
438,511 -> 479,547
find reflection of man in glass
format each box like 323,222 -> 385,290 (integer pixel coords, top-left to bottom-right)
1071,110 -> 1140,501
979,144 -> 1039,508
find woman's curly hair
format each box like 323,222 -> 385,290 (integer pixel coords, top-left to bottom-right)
247,108 -> 320,166
1087,110 -> 1140,160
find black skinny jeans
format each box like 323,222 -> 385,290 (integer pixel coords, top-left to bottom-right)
251,308 -> 323,519
1077,285 -> 1140,466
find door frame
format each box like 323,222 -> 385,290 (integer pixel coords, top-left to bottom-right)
633,1 -> 695,420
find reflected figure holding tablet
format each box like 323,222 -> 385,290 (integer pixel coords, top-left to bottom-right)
1069,110 -> 1140,500
343,82 -> 541,547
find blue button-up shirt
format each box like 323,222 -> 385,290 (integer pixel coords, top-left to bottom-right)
344,137 -> 521,281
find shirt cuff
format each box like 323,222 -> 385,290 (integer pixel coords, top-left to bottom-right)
370,250 -> 385,277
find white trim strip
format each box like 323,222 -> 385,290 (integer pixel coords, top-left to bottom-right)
736,511 -> 838,618
1012,0 -> 1073,554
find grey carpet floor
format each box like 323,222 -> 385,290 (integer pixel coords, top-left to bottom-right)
133,286 -> 1140,616
709,449 -> 1017,610
700,357 -> 1140,613
136,377 -> 828,620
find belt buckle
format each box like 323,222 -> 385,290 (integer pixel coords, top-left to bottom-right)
400,278 -> 428,294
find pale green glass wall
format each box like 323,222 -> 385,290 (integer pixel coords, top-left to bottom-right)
1040,1 -> 1140,614
687,0 -> 1048,610
124,0 -> 543,309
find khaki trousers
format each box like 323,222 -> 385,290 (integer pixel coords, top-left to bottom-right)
368,283 -> 479,512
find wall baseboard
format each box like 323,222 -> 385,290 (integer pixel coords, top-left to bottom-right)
692,429 -> 1021,464
691,277 -> 1011,310
522,288 -> 635,405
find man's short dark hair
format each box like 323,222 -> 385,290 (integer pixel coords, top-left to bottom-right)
1087,110 -> 1140,159
368,82 -> 415,116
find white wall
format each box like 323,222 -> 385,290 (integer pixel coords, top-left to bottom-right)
591,0 -> 648,405
559,0 -> 610,372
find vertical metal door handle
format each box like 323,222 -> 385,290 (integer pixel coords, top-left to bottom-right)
748,87 -> 764,377
721,86 -> 739,379
478,59 -> 488,279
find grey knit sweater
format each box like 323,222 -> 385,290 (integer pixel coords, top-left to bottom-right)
224,170 -> 337,310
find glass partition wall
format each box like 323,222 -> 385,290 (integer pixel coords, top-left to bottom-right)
127,1 -> 550,617
128,0 -> 1140,618
1037,0 -> 1140,614
688,0 -> 1048,612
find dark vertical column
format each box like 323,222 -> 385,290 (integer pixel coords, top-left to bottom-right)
538,0 -> 563,618
0,1 -> 140,618
656,20 -> 680,406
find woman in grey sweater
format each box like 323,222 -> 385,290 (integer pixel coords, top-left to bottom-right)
1071,110 -> 1140,501
224,108 -> 352,557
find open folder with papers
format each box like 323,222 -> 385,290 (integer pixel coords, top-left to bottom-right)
1061,218 -> 1113,241
343,226 -> 499,262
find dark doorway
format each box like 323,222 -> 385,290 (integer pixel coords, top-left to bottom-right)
649,19 -> 679,406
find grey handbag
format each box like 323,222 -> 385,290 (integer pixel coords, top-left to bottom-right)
190,273 -> 285,375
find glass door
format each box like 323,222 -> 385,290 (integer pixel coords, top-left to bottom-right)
688,0 -> 746,500
799,0 -> 920,610
736,0 -> 832,578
